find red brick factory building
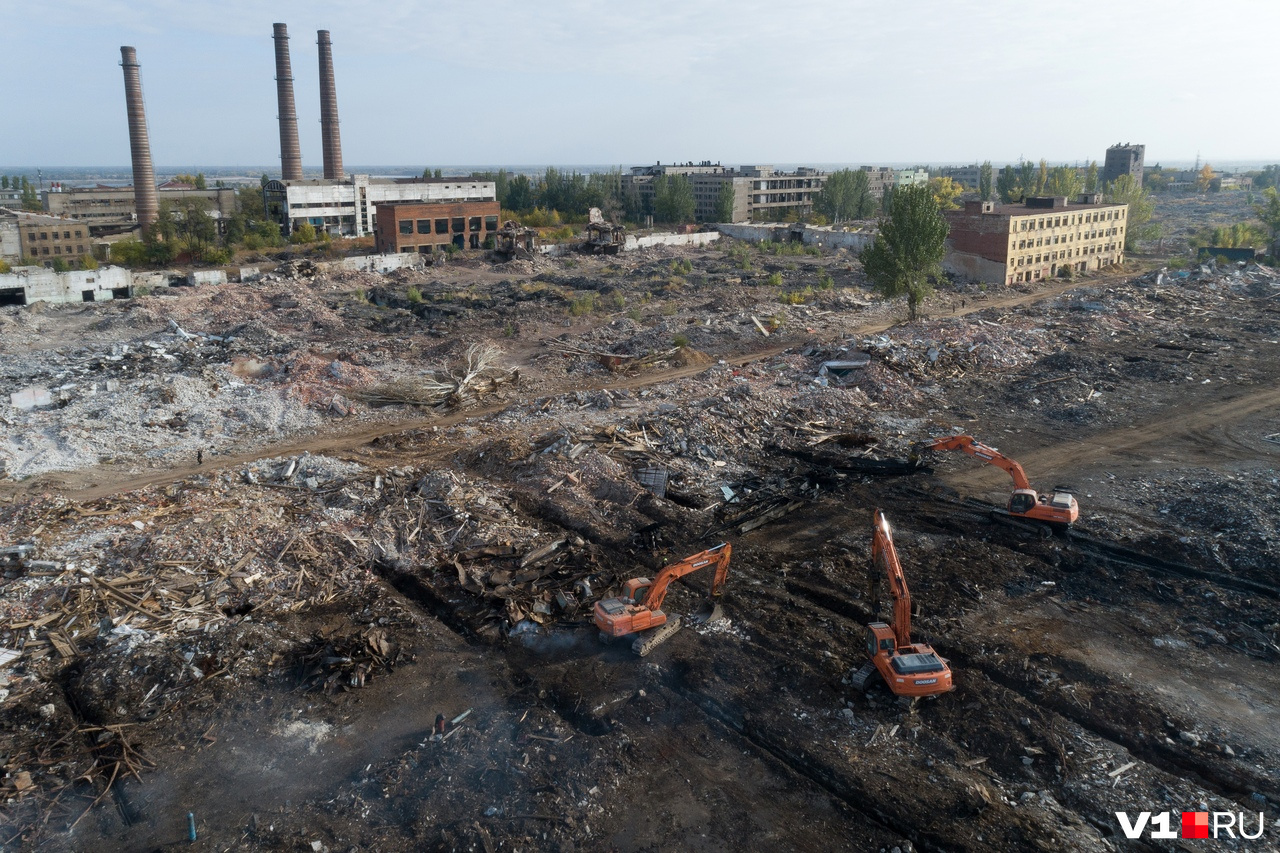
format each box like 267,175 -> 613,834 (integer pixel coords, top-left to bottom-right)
374,200 -> 501,254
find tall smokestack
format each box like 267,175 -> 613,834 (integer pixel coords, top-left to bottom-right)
119,46 -> 158,230
317,30 -> 344,181
273,24 -> 303,181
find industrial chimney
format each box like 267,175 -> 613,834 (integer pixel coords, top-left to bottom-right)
317,30 -> 344,181
273,24 -> 303,181
119,46 -> 158,230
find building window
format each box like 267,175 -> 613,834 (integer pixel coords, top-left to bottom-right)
28,233 -> 36,242
77,245 -> 84,253
42,247 -> 49,255
400,246 -> 414,253
75,230 -> 82,237
417,219 -> 431,234
452,217 -> 464,233
436,218 -> 448,234
485,215 -> 498,231
399,220 -> 413,235
54,246 -> 62,255
40,232 -> 48,240
64,231 -> 71,239
469,217 -> 481,232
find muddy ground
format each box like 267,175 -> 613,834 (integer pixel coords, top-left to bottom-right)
1,219 -> 1279,851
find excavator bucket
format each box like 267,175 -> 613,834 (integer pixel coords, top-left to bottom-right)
686,599 -> 724,625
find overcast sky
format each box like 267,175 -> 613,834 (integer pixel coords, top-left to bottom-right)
3,0 -> 1276,171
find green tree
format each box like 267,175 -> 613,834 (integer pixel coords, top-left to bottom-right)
859,184 -> 948,320
1254,187 -> 1280,255
1034,159 -> 1048,195
652,173 -> 694,223
928,176 -> 964,210
978,161 -> 993,202
109,239 -> 148,266
996,165 -> 1020,203
51,257 -> 70,273
20,178 -> 40,211
1044,165 -> 1083,199
0,258 -> 10,273
713,181 -> 736,222
1085,161 -> 1099,193
813,169 -> 875,222
1253,165 -> 1280,191
1019,161 -> 1036,198
1105,174 -> 1158,250
434,168 -> 443,180
79,254 -> 99,270
506,174 -> 534,211
0,175 -> 7,189
880,184 -> 895,215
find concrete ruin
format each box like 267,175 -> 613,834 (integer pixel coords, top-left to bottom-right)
0,265 -> 132,306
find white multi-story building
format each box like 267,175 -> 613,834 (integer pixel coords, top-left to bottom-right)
263,175 -> 497,237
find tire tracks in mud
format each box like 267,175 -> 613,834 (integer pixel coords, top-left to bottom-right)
771,555 -> 1280,811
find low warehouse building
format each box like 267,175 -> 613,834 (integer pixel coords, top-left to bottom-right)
0,265 -> 132,306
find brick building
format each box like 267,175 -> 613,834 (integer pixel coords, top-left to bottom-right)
2,209 -> 94,267
373,200 -> 501,254
943,195 -> 1128,285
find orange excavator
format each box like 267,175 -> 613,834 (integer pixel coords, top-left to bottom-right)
594,543 -> 731,656
850,511 -> 953,697
919,434 -> 1078,528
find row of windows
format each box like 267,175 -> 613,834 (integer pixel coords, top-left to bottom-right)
1017,209 -> 1125,231
1015,227 -> 1124,250
33,245 -> 87,255
1015,245 -> 1121,266
399,216 -> 498,236
397,234 -> 482,252
28,229 -> 84,241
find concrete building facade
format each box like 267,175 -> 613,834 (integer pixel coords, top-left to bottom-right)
624,162 -> 827,223
264,176 -> 496,237
938,164 -> 983,190
373,200 -> 501,254
42,186 -> 237,235
944,195 -> 1128,285
0,264 -> 132,306
1103,143 -> 1144,187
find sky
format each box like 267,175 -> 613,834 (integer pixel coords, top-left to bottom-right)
2,0 -> 1278,171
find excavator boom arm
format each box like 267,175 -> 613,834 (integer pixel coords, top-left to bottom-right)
872,510 -> 911,648
923,434 -> 1032,491
640,543 -> 732,612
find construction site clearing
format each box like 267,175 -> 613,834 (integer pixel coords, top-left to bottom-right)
1,230 -> 1279,852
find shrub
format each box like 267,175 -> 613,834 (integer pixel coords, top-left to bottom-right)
765,272 -> 784,287
290,222 -> 316,244
606,291 -> 626,310
1167,257 -> 1187,270
407,286 -> 423,304
503,322 -> 516,337
568,292 -> 598,316
780,286 -> 814,305
0,259 -> 9,273
673,333 -> 690,348
670,258 -> 693,275
79,254 -> 99,271
816,270 -> 834,290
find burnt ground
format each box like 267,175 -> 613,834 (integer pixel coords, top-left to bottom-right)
2,228 -> 1279,851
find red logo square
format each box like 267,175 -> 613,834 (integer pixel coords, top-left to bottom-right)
1182,811 -> 1209,839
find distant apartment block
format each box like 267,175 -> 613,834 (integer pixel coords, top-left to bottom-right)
624,163 -> 827,223
944,195 -> 1128,285
264,175 -> 496,238
894,168 -> 930,188
938,164 -> 983,190
1103,143 -> 1144,187
373,200 -> 501,254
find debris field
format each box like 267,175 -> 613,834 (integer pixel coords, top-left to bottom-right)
1,236 -> 1279,852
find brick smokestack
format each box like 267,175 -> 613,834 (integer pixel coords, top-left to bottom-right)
273,23 -> 303,181
317,30 -> 344,180
119,46 -> 158,230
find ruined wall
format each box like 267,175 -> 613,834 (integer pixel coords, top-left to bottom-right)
330,253 -> 426,274
0,265 -> 132,305
943,251 -> 1007,284
715,223 -> 873,251
944,211 -> 1012,262
625,232 -> 720,251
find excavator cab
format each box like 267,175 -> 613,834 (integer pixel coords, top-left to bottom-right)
621,578 -> 652,605
1009,490 -> 1037,515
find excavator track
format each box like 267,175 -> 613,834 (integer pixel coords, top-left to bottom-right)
849,661 -> 880,692
632,615 -> 684,657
